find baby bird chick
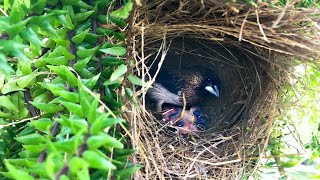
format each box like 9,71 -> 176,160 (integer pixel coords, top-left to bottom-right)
161,105 -> 208,135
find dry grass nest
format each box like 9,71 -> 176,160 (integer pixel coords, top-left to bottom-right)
122,0 -> 320,179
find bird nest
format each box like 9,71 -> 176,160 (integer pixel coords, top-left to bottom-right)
125,1 -> 320,179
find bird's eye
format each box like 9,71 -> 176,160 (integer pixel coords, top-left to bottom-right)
193,110 -> 203,118
206,77 -> 211,82
176,121 -> 184,127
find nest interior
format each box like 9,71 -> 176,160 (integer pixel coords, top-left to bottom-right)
127,1 -> 320,179
145,38 -> 276,134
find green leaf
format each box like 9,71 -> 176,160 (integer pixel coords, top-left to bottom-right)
0,40 -> 27,54
87,99 -> 98,124
69,157 -> 89,174
84,33 -> 101,44
74,56 -> 92,72
20,27 -> 44,47
45,153 -> 62,179
128,74 -> 143,86
90,116 -> 125,135
15,133 -> 46,145
40,20 -> 59,38
6,18 -> 29,37
100,47 -> 126,56
110,64 -> 127,81
96,27 -> 114,35
77,46 -> 99,59
74,11 -> 95,22
0,96 -> 18,112
108,15 -> 127,28
281,161 -> 299,168
97,15 -> 108,24
72,29 -> 90,45
83,73 -> 100,89
78,83 -> 91,115
0,73 -> 5,86
0,53 -> 14,75
31,118 -> 54,132
113,32 -> 126,41
47,65 -> 67,80
44,56 -> 70,66
6,158 -> 37,167
40,81 -> 65,93
31,0 -> 46,14
102,56 -> 125,66
88,133 -> 124,149
56,115 -> 88,133
61,0 -> 93,9
116,166 -> 142,179
57,14 -> 74,29
54,90 -> 79,103
4,160 -> 34,180
65,67 -> 79,87
104,118 -> 126,128
16,71 -> 38,88
54,138 -> 78,153
47,65 -> 78,87
1,81 -> 24,95
10,0 -> 26,24
82,150 -> 116,170
30,102 -> 64,113
110,1 -> 133,19
59,101 -> 84,117
23,144 -> 46,153
114,149 -> 135,157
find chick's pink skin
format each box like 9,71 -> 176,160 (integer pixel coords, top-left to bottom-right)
175,108 -> 199,135
177,120 -> 199,135
161,107 -> 181,123
161,106 -> 206,135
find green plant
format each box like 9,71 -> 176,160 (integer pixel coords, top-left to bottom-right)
0,0 -> 140,179
259,63 -> 320,179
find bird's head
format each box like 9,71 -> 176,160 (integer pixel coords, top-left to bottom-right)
192,108 -> 208,131
198,70 -> 221,98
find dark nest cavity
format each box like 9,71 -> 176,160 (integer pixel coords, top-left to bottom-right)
144,38 -> 278,134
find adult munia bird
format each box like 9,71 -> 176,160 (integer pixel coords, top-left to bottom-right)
147,65 -> 221,111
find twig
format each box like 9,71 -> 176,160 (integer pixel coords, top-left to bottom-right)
239,9 -> 250,42
176,153 -> 242,166
255,9 -> 270,43
0,116 -> 40,129
67,30 -> 76,67
272,1 -> 289,28
89,0 -> 105,98
38,119 -> 61,163
55,165 -> 69,180
0,8 -> 8,16
24,89 -> 38,117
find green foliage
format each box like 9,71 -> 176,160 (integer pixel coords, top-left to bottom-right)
260,64 -> 320,179
0,0 -> 140,179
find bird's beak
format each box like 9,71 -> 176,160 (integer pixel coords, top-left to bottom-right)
205,85 -> 219,97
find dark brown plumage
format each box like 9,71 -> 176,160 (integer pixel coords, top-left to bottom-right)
147,66 -> 221,111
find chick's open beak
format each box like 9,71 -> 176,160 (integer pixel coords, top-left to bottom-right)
205,85 -> 219,97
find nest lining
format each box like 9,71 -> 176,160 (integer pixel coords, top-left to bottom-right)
125,1 -> 320,179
